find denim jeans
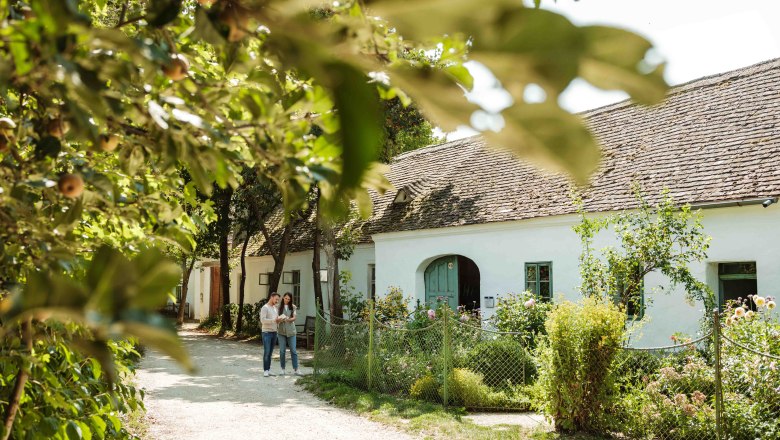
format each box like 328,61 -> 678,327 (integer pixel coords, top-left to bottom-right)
262,332 -> 277,371
278,334 -> 298,370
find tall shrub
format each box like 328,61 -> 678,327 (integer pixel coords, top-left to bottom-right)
490,291 -> 553,348
537,297 -> 626,433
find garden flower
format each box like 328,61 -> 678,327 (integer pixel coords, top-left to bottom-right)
691,391 -> 706,405
754,296 -> 767,308
735,307 -> 746,318
769,301 -> 777,310
746,310 -> 756,319
725,317 -> 734,326
459,314 -> 469,322
524,298 -> 536,309
770,362 -> 777,372
427,309 -> 436,320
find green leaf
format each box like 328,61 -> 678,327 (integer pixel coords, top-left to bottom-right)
326,62 -> 383,191
35,136 -> 62,160
65,421 -> 82,440
116,318 -> 194,373
579,26 -> 667,105
389,65 -> 478,132
89,416 -> 106,440
484,103 -> 600,185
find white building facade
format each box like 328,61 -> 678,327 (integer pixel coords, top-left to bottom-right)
185,59 -> 780,346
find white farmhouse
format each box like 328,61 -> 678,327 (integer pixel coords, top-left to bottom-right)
185,59 -> 780,345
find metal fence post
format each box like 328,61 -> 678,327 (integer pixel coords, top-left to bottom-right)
442,307 -> 450,408
368,299 -> 375,391
713,308 -> 724,439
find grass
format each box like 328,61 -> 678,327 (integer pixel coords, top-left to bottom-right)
299,375 -> 607,440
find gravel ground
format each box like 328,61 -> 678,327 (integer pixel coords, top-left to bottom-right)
136,324 -> 412,440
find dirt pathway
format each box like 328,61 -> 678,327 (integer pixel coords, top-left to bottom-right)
136,325 -> 412,440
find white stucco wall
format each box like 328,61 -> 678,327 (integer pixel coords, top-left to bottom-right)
373,204 -> 780,346
186,204 -> 780,346
185,244 -> 376,326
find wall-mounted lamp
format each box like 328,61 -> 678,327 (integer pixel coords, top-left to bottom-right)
762,198 -> 776,208
484,296 -> 495,309
319,269 -> 328,283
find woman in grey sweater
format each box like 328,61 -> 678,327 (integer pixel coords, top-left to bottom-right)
277,292 -> 302,376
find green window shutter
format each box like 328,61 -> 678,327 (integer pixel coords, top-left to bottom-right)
525,262 -> 553,301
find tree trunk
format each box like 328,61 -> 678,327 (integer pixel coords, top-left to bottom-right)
236,232 -> 251,333
331,257 -> 342,321
177,258 -> 195,326
312,190 -> 323,314
3,319 -> 31,440
217,186 -> 234,334
260,220 -> 294,297
322,222 -> 342,321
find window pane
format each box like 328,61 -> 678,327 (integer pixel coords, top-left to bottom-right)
526,282 -> 537,294
539,264 -> 550,281
539,282 -> 550,299
526,265 -> 537,282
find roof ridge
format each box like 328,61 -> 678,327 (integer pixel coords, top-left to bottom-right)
392,134 -> 484,162
579,57 -> 780,117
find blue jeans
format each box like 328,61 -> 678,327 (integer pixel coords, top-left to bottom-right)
278,334 -> 298,370
262,332 -> 277,371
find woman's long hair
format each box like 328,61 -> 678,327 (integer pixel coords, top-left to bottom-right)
278,292 -> 295,318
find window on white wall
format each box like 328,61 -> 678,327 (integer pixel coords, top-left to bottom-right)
368,264 -> 376,300
291,270 -> 301,307
718,262 -> 757,310
525,262 -> 552,301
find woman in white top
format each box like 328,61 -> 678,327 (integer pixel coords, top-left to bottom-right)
277,292 -> 302,376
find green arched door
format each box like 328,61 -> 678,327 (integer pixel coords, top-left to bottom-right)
424,256 -> 458,309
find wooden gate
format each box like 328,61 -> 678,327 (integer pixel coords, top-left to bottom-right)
209,266 -> 221,317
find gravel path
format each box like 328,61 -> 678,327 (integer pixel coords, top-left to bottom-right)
136,325 -> 412,440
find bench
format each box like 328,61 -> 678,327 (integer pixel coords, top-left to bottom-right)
296,316 -> 316,349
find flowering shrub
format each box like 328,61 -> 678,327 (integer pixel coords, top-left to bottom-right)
720,295 -> 780,437
490,291 -> 553,348
618,354 -> 716,440
362,286 -> 410,325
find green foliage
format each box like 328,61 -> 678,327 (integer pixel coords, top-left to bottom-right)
719,296 -> 780,437
614,353 -> 717,440
490,291 -> 553,348
537,297 -> 626,433
339,271 -> 367,321
410,375 -> 441,402
465,338 -> 536,387
444,368 -> 492,408
0,323 -> 143,440
379,97 -> 439,163
364,286 -> 410,325
573,188 -> 714,317
198,301 -> 266,335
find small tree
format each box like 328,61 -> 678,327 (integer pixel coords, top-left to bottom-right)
573,187 -> 714,318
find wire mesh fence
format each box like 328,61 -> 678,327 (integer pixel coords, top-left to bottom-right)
314,303 -> 780,439
608,333 -> 717,440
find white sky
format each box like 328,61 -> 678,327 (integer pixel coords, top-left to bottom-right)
445,0 -> 780,139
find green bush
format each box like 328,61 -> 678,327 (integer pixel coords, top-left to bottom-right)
613,353 -> 717,440
537,297 -> 626,433
464,337 -> 535,387
443,368 -> 492,408
377,354 -> 431,395
490,291 -> 553,348
365,286 -> 410,325
410,375 -> 441,402
0,324 -> 143,439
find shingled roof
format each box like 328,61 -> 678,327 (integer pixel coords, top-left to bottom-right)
248,58 -> 780,256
